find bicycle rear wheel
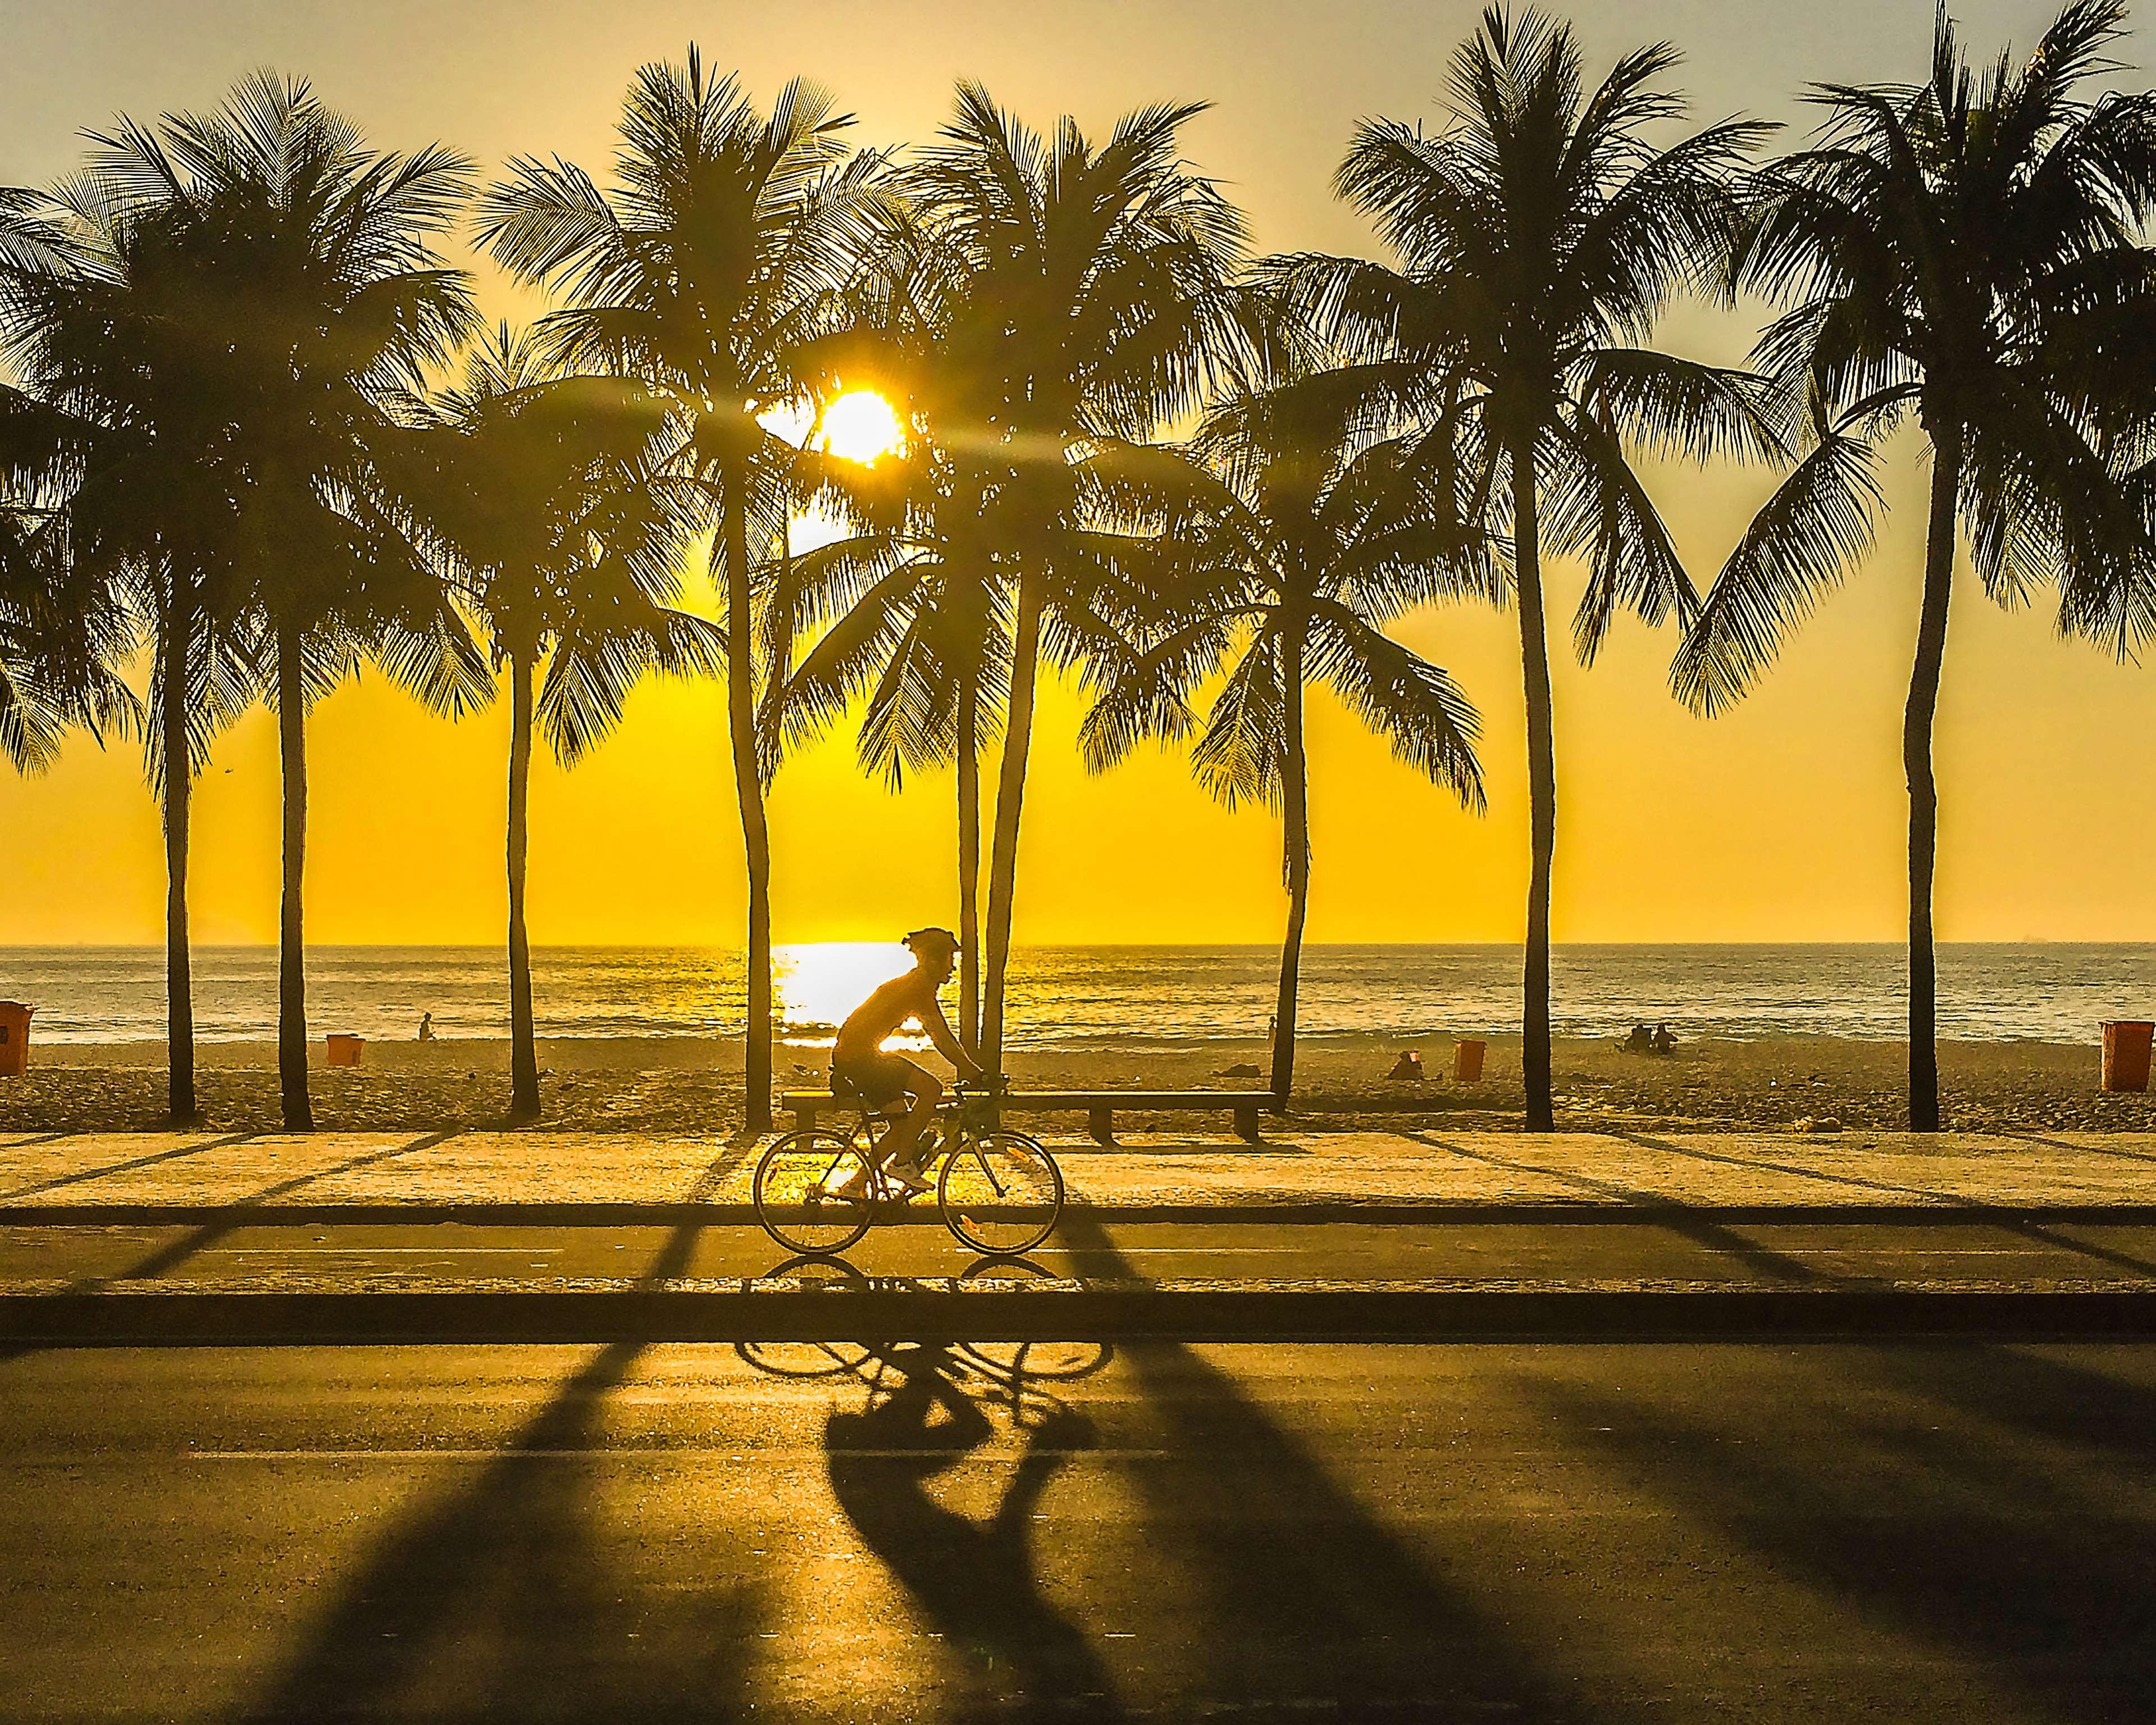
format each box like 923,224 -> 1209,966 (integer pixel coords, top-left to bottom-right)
754,1130 -> 874,1255
939,1130 -> 1063,1256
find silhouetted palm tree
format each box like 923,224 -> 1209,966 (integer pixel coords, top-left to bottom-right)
0,182 -> 252,1124
480,53 -> 891,1133
762,376 -> 1009,1047
1080,362 -> 1488,1097
1270,7 -> 1773,1128
412,326 -> 722,1120
900,85 -> 1247,1070
1672,0 -> 2156,1130
78,74 -> 491,1129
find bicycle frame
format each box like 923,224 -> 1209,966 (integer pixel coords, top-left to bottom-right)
834,1092 -> 980,1199
754,1080 -> 1060,1258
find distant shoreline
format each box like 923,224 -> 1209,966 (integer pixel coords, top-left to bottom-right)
0,1031 -> 2145,1137
6,1030 -> 2111,1062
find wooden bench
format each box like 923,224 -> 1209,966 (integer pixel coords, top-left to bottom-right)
780,1088 -> 1274,1144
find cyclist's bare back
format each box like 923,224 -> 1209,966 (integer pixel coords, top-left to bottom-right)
828,929 -> 984,1188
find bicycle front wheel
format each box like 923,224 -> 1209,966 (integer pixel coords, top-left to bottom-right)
939,1130 -> 1064,1256
754,1130 -> 874,1255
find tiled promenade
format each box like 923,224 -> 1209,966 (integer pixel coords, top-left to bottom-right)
1,1125 -> 2151,1217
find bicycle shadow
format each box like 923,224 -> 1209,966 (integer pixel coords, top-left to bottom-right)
737,1292 -> 1123,1723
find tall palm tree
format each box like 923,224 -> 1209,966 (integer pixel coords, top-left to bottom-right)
1081,364 -> 1489,1098
901,85 -> 1247,1070
1672,0 -> 2156,1130
1270,7 -> 1774,1128
762,389 -> 1009,1047
0,185 -> 253,1125
478,53 -> 891,1134
412,326 -> 722,1120
78,75 -> 490,1129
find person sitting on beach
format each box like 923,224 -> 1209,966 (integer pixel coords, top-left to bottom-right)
1622,1023 -> 1652,1053
418,1012 -> 435,1043
1652,1022 -> 1677,1055
826,927 -> 988,1199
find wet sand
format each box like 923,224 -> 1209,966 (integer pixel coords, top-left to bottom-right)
0,1033 -> 2147,1135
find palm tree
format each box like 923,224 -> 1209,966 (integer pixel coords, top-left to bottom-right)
900,85 -> 1247,1070
77,75 -> 490,1129
0,183 -> 253,1125
412,326 -> 722,1121
1080,364 -> 1489,1098
479,52 -> 891,1134
762,391 -> 1009,1047
1269,7 -> 1774,1128
1672,0 -> 2156,1130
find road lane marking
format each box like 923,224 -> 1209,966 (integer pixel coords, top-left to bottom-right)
195,1447 -> 1176,1460
200,1247 -> 560,1254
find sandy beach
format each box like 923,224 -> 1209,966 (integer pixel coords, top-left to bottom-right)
0,1032 -> 2147,1136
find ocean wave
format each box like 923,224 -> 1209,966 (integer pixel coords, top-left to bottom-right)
1,942 -> 2150,1047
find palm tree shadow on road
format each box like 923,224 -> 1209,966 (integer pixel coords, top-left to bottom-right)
244,1188 -> 765,1723
984,1212 -> 1587,1719
1512,1340 -> 2156,1722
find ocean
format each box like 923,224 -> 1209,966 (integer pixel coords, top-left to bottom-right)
0,943 -> 2150,1048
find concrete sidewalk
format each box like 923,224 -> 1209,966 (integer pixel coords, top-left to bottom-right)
7,1127 -> 2155,1341
2,1125 -> 2154,1222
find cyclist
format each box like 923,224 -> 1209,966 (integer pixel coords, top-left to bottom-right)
825,927 -> 989,1198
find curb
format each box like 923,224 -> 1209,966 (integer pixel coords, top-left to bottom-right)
7,1280 -> 2156,1344
6,1201 -> 2156,1228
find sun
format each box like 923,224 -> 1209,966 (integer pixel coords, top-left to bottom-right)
818,389 -> 905,465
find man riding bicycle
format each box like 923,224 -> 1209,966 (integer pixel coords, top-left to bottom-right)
826,927 -> 989,1198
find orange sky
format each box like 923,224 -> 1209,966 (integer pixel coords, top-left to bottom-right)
3,1 -> 2153,947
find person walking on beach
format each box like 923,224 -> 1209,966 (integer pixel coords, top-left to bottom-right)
827,928 -> 988,1198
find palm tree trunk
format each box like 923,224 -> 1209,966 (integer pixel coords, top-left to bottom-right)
1270,624 -> 1311,1105
1512,434 -> 1557,1133
722,464 -> 774,1134
159,591 -> 199,1128
275,619 -> 312,1131
980,574 -> 1045,1073
956,670 -> 982,1050
507,640 -> 540,1124
1906,421 -> 1962,1134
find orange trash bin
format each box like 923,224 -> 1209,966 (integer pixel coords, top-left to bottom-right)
1453,1037 -> 1487,1084
325,1034 -> 366,1068
2102,1020 -> 2153,1093
0,1002 -> 31,1078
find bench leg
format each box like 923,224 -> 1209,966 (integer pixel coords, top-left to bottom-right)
792,1104 -> 814,1135
1089,1105 -> 1114,1146
1234,1102 -> 1260,1143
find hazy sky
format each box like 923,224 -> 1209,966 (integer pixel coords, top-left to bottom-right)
2,0 -> 2152,948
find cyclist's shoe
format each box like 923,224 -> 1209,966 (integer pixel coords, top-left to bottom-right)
883,1159 -> 933,1198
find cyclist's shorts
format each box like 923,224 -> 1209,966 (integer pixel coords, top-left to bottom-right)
831,1053 -> 931,1111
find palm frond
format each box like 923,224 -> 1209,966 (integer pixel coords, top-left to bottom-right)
1670,404 -> 1883,714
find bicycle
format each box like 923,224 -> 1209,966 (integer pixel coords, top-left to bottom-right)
753,1079 -> 1065,1258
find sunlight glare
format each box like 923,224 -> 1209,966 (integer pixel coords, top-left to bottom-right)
776,940 -> 920,1048
819,389 -> 905,465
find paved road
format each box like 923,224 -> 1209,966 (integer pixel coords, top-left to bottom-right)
4,1338 -> 2154,1722
7,1217 -> 2156,1290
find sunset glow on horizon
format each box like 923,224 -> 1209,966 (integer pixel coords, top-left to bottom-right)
2,0 -> 2154,955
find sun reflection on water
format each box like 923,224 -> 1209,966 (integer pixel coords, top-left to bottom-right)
775,941 -> 924,1049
